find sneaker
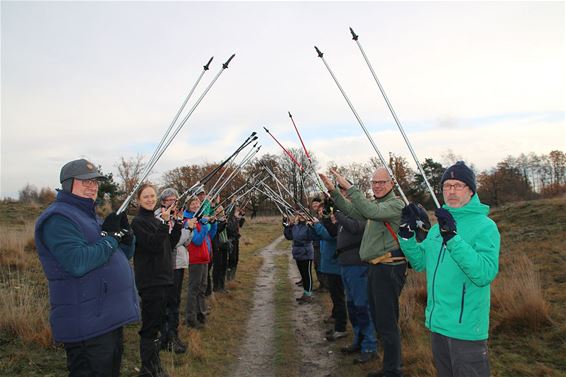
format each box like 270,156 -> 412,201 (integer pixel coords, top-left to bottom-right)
326,331 -> 347,341
341,344 -> 361,354
298,296 -> 313,304
353,351 -> 377,364
295,279 -> 303,286
323,315 -> 335,324
166,335 -> 187,354
325,328 -> 335,337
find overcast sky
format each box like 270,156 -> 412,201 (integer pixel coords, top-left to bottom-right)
1,1 -> 564,198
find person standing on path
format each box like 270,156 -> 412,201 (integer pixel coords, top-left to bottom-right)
398,161 -> 500,377
35,158 -> 139,377
320,168 -> 405,377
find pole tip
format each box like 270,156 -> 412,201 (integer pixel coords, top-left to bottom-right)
288,111 -> 293,118
349,27 -> 359,41
204,56 -> 214,70
263,126 -> 270,132
314,46 -> 323,58
251,131 -> 257,136
222,53 -> 236,69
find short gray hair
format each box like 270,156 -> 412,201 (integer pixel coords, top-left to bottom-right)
159,188 -> 179,202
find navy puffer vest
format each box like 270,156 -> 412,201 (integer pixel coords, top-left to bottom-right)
35,190 -> 140,343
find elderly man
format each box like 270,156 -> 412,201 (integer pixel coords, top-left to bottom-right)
35,159 -> 139,377
398,161 -> 500,377
320,168 -> 405,377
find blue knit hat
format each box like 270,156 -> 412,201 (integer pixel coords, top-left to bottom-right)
441,161 -> 476,193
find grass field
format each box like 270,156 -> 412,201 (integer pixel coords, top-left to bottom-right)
0,197 -> 565,376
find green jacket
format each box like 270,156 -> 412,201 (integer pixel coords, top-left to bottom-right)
399,194 -> 500,341
330,188 -> 404,261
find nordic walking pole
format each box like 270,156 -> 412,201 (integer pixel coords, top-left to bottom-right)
314,46 -> 409,204
288,111 -> 327,193
349,27 -> 440,208
117,54 -> 236,214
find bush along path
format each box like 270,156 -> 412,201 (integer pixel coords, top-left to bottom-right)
230,237 -> 344,377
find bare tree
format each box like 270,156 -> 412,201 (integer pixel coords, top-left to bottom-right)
116,155 -> 146,196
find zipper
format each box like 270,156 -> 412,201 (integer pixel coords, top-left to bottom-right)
428,242 -> 445,329
459,283 -> 466,323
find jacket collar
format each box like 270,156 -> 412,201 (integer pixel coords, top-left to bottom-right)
138,206 -> 156,217
56,190 -> 96,217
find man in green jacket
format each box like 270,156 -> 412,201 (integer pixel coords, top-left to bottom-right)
398,161 -> 500,377
320,167 -> 405,377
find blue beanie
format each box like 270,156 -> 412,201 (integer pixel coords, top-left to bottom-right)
441,161 -> 476,193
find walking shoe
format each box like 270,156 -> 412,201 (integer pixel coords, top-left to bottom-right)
163,335 -> 187,354
326,331 -> 347,341
186,321 -> 204,329
341,344 -> 361,354
297,296 -> 313,304
367,371 -> 386,377
353,351 -> 377,364
295,279 -> 303,286
325,328 -> 335,337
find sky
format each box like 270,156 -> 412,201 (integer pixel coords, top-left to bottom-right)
1,1 -> 565,199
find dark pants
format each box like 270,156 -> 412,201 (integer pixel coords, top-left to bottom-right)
139,286 -> 168,373
296,259 -> 313,294
431,332 -> 491,377
313,243 -> 326,289
64,327 -> 123,377
205,259 -> 213,296
186,263 -> 208,324
227,238 -> 240,280
326,272 -> 347,332
213,242 -> 230,291
161,269 -> 184,341
368,262 -> 407,377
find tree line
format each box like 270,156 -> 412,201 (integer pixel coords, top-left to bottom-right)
14,149 -> 566,211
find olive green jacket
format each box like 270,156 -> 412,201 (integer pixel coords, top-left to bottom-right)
330,188 -> 404,261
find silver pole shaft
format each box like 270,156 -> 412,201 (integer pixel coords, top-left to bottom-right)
117,56 -> 233,214
315,47 -> 408,204
352,32 -> 440,207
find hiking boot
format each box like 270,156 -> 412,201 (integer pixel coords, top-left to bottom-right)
163,335 -> 187,354
326,331 -> 347,341
353,351 -> 377,364
297,295 -> 313,304
341,344 -> 361,354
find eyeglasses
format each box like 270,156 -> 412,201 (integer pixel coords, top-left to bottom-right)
78,179 -> 100,187
442,183 -> 467,191
371,180 -> 391,186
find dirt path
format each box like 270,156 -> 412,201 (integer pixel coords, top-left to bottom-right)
230,236 -> 340,377
287,257 -> 340,377
229,236 -> 284,377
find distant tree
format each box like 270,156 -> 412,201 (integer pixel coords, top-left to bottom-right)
38,187 -> 56,205
97,167 -> 122,209
19,184 -> 39,203
116,155 -> 146,196
388,153 -> 414,197
410,158 -> 445,208
477,160 -> 536,206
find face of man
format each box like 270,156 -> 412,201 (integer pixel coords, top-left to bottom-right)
371,169 -> 394,199
71,179 -> 99,200
442,179 -> 473,208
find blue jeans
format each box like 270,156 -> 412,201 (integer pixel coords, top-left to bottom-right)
341,265 -> 377,353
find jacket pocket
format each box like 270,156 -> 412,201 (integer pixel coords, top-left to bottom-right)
459,283 -> 466,323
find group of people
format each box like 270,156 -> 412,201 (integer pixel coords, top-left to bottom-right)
35,159 -> 246,377
283,162 -> 500,377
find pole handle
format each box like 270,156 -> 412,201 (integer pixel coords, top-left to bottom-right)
349,27 -> 359,41
204,56 -> 214,70
314,46 -> 324,58
223,54 -> 236,69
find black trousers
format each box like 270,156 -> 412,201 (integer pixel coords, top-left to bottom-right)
139,286 -> 168,371
213,243 -> 230,291
227,238 -> 240,280
64,327 -> 123,377
296,259 -> 313,293
326,272 -> 347,332
431,332 -> 490,377
368,263 -> 407,377
161,269 -> 184,341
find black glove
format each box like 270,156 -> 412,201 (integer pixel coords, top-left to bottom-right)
282,216 -> 289,227
102,212 -> 122,243
119,212 -> 134,246
399,203 -> 418,239
435,208 -> 457,243
414,204 -> 431,243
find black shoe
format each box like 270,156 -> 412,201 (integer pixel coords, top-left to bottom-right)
163,335 -> 187,354
186,321 -> 204,329
323,315 -> 335,324
295,279 -> 303,286
341,344 -> 361,354
353,351 -> 377,364
367,371 -> 385,377
326,331 -> 347,341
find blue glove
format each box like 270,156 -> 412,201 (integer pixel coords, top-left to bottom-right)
398,203 -> 418,239
435,208 -> 457,243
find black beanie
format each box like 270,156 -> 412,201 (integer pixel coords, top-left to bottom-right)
441,161 -> 476,194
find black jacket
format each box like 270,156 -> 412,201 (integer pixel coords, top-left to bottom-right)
334,211 -> 365,266
132,207 -> 181,290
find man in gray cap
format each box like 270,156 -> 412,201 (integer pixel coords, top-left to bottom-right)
35,158 -> 140,377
